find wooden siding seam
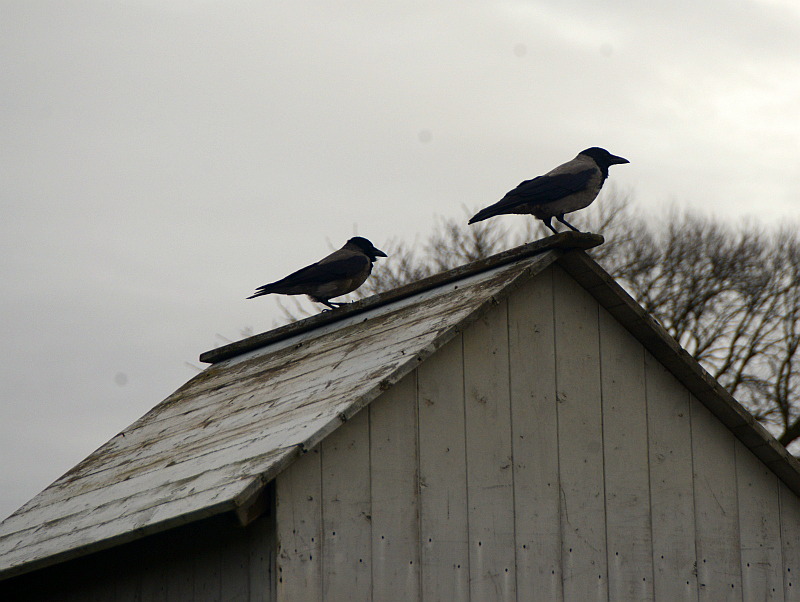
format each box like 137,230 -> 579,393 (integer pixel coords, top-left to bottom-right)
641,344 -> 657,596
551,268 -> 565,601
505,297 -> 520,600
596,300 -> 613,599
547,267 -> 565,600
550,269 -> 567,600
368,402 -> 375,601
414,368 -> 423,602
731,427 -> 745,596
551,266 -> 567,602
317,441 -> 325,601
459,332 -> 473,590
412,369 -> 423,602
734,434 -> 784,599
775,458 -> 787,600
777,477 -> 788,597
688,391 -> 703,601
367,405 -> 375,601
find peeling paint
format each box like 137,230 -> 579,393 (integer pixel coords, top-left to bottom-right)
0,248 -> 566,580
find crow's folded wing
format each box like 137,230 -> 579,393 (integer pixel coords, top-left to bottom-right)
250,255 -> 369,297
469,168 -> 596,223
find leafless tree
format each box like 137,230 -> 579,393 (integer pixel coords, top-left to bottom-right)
594,203 -> 800,448
276,190 -> 800,450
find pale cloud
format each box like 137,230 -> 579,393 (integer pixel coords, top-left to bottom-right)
1,0 -> 799,520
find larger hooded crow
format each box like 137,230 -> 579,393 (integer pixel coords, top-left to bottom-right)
248,237 -> 387,309
468,147 -> 629,234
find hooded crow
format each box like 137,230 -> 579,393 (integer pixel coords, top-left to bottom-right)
248,237 -> 387,309
468,147 -> 629,234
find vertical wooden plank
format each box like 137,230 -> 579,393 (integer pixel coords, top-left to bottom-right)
507,270 -> 563,601
57,576 -> 94,602
779,482 -> 800,601
321,408 -> 372,600
691,395 -> 743,601
645,353 -> 698,601
276,446 -> 322,601
167,529 -> 197,601
599,308 -> 655,600
417,334 -> 470,601
193,538 -> 222,601
139,530 -> 169,602
552,266 -> 608,600
248,512 -> 277,602
219,524 -> 251,602
735,440 -> 783,600
85,548 -> 120,602
111,559 -> 141,602
462,299 -> 516,601
370,373 -> 421,602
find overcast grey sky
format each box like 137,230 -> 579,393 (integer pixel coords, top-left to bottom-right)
1,0 -> 799,521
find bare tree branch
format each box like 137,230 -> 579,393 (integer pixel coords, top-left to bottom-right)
276,189 -> 800,451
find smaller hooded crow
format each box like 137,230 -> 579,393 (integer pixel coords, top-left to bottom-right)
468,147 -> 629,234
248,237 -> 387,309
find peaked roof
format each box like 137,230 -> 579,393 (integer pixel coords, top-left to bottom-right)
1,231 -> 799,581
0,233 -> 597,580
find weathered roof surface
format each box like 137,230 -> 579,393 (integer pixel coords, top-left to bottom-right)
0,232 -> 597,580
3,229 -> 800,581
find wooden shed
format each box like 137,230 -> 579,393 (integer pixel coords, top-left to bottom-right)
2,231 -> 800,601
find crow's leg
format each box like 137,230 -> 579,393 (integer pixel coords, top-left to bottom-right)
541,217 -> 559,234
556,215 -> 582,232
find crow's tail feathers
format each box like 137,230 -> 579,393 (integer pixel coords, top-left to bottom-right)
247,286 -> 273,300
467,208 -> 495,225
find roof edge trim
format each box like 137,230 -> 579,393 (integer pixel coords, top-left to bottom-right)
200,231 -> 604,364
0,499 -> 237,582
556,251 -> 800,497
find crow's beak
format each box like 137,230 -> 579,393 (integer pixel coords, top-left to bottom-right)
610,155 -> 630,165
373,247 -> 388,258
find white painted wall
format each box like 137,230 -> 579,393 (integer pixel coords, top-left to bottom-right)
275,265 -> 800,601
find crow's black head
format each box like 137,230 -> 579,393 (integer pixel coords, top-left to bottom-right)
579,147 -> 629,179
347,237 -> 388,262
579,147 -> 629,169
